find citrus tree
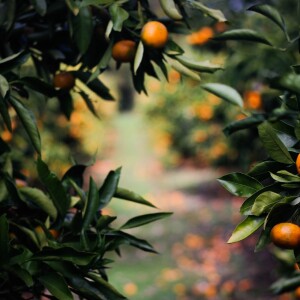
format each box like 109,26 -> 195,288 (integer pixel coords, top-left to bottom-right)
0,0 -> 227,299
201,2 -> 300,297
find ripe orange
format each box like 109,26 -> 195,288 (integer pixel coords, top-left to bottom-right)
141,21 -> 168,48
295,286 -> 300,299
296,153 -> 300,174
49,229 -> 60,239
53,71 -> 75,90
112,40 -> 137,63
270,222 -> 300,249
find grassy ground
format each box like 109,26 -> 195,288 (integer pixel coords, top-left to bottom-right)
86,111 -> 290,300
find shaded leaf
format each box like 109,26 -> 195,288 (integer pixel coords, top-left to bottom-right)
213,29 -> 272,46
176,56 -> 223,73
9,96 -> 41,154
109,4 -> 129,32
258,122 -> 294,164
188,1 -> 227,22
18,77 -> 56,97
30,0 -> 47,16
19,187 -> 57,220
0,51 -> 30,74
271,273 -> 300,294
39,272 -> 73,300
0,214 -> 9,264
202,83 -> 243,107
98,168 -> 121,210
37,157 -> 70,217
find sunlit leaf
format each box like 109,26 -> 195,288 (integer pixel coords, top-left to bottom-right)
251,191 -> 282,216
227,216 -> 264,243
202,83 -> 243,107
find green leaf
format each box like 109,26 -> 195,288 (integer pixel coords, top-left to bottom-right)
188,1 -> 227,22
271,274 -> 300,294
37,157 -> 70,217
227,216 -> 264,243
82,177 -> 100,230
78,90 -> 98,118
114,187 -> 156,208
248,161 -> 282,177
258,122 -> 294,164
19,187 -> 58,220
270,170 -> 300,183
223,114 -> 265,136
98,168 -> 121,210
164,40 -> 184,56
0,75 -> 12,131
254,228 -> 271,252
71,7 -> 93,54
57,91 -> 73,120
176,56 -> 223,73
6,265 -> 33,287
134,41 -> 144,75
109,4 -> 129,32
96,215 -> 117,230
73,71 -> 114,100
248,5 -> 286,34
87,272 -> 127,300
218,172 -> 263,197
120,212 -> 172,229
30,0 -> 47,16
213,29 -> 272,46
0,214 -> 9,264
9,96 -> 41,154
106,231 -> 157,253
31,247 -> 97,266
18,77 -> 56,97
251,191 -> 282,216
271,73 -> 300,94
38,272 -> 73,300
202,83 -> 243,107
0,51 -> 30,74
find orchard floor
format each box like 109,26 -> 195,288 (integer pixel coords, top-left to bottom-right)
85,111 -> 290,300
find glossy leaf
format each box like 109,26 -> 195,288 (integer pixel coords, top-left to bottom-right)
254,228 -> 271,252
0,51 -> 30,74
223,114 -> 265,136
98,168 -> 121,210
189,1 -> 227,22
0,214 -> 9,264
270,170 -> 300,183
120,212 -> 172,229
96,215 -> 117,230
134,41 -> 144,75
71,7 -> 93,54
248,161 -> 282,177
176,56 -> 223,73
9,96 -> 41,154
271,73 -> 300,94
82,177 -> 100,230
0,74 -> 9,98
202,83 -> 243,107
37,157 -> 70,217
251,191 -> 282,216
248,5 -> 286,33
213,29 -> 272,46
19,187 -> 58,220
218,172 -> 263,197
258,122 -> 294,164
38,273 -> 73,300
114,187 -> 156,208
227,216 -> 264,243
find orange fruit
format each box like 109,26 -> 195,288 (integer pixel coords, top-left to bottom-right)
112,40 -> 137,63
295,286 -> 300,298
270,223 -> 300,249
53,71 -> 75,90
296,153 -> 300,174
49,229 -> 60,239
141,21 -> 168,48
